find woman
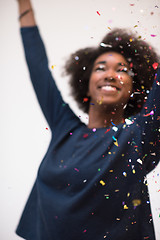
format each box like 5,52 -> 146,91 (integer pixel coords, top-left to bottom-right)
16,0 -> 160,239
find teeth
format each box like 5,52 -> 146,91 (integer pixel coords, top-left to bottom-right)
101,86 -> 117,91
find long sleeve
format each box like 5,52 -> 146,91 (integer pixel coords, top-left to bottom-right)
20,26 -> 76,131
136,68 -> 160,172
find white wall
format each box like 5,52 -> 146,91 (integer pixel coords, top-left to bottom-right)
0,0 -> 160,239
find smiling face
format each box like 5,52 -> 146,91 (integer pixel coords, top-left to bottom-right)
88,52 -> 133,110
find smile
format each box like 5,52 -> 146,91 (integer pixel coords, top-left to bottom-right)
98,85 -> 120,92
101,86 -> 117,91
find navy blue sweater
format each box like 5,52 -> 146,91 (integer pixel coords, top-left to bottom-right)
16,26 -> 160,240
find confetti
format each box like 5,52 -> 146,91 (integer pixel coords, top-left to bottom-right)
96,11 -> 101,16
150,34 -> 156,37
51,65 -> 56,69
74,168 -> 79,172
83,133 -> 89,138
114,140 -> 119,147
100,43 -> 112,48
92,128 -> 96,132
152,62 -> 159,70
144,110 -> 154,117
124,204 -> 128,209
134,25 -> 138,28
130,4 -> 135,6
137,159 -> 143,165
108,27 -> 111,30
112,126 -> 118,132
112,136 -> 118,145
100,180 -> 106,186
132,199 -> 142,206
105,129 -> 110,134
83,97 -> 89,102
123,172 -> 127,177
112,136 -> 116,141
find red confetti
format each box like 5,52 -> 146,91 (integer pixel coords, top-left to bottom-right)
83,133 -> 89,138
96,11 -> 101,16
46,128 -> 48,130
105,129 -> 110,134
152,62 -> 159,70
130,63 -> 133,68
83,97 -> 89,102
130,4 -> 135,6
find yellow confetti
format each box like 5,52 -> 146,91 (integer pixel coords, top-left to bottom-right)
114,140 -> 119,147
109,170 -> 113,172
100,180 -> 106,186
127,192 -> 130,197
129,38 -> 133,42
132,199 -> 141,206
124,204 -> 128,209
97,96 -> 103,105
134,25 -> 138,28
108,27 -> 111,30
132,169 -> 136,174
51,65 -> 56,69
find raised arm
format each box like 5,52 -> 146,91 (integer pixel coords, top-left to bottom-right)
17,0 -> 76,131
17,0 -> 36,27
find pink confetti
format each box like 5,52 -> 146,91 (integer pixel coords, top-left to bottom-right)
150,34 -> 156,37
74,168 -> 79,172
144,110 -> 154,117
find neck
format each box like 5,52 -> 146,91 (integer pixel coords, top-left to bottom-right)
88,104 -> 125,129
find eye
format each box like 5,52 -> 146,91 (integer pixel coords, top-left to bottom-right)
117,67 -> 128,73
95,65 -> 105,71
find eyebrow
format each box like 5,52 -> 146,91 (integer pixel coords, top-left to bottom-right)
95,61 -> 106,65
94,61 -> 128,67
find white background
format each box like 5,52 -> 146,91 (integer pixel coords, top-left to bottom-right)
0,0 -> 160,239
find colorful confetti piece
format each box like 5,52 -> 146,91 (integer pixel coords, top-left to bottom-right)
100,180 -> 106,186
96,11 -> 101,16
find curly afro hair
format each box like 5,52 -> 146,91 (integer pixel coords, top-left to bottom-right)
64,28 -> 159,118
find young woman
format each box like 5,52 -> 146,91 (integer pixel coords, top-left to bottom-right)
16,0 -> 160,239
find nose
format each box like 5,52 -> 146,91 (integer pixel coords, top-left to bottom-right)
104,69 -> 116,81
